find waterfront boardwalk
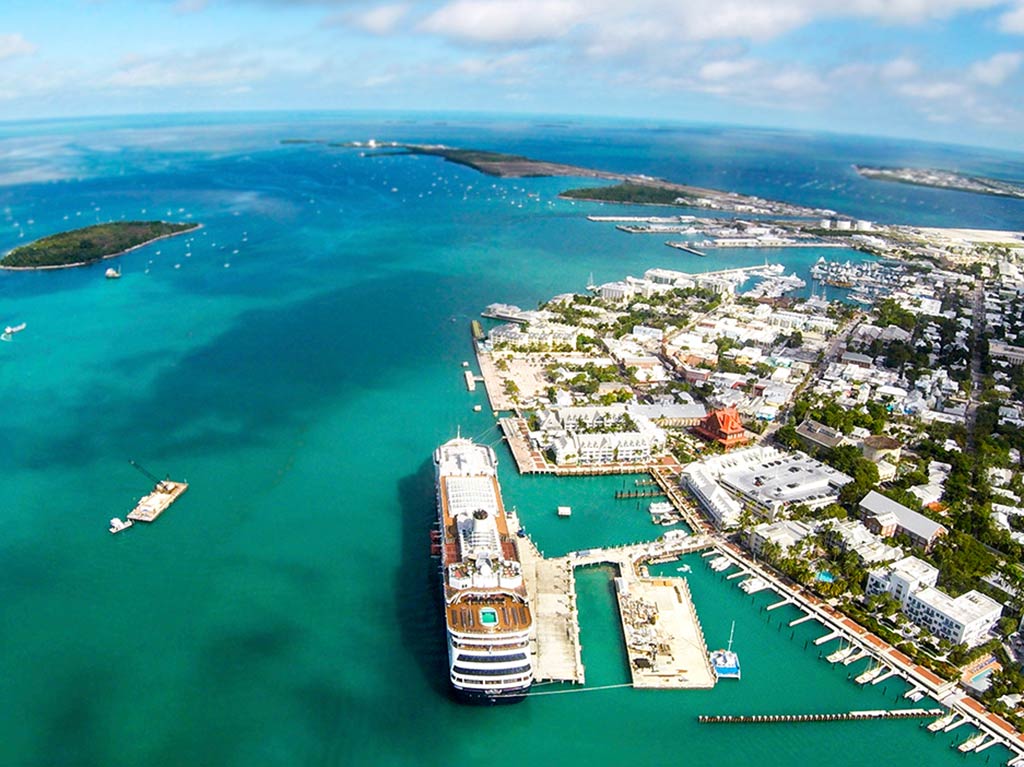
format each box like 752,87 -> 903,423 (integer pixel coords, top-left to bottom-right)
126,481 -> 188,523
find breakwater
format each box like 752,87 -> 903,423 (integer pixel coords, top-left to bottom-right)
699,709 -> 944,724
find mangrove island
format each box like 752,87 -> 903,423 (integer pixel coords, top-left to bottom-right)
1,221 -> 200,270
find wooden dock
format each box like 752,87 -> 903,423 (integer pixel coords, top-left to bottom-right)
698,708 -> 943,725
126,481 -> 188,523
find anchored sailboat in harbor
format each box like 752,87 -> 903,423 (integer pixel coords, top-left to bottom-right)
710,621 -> 741,680
434,436 -> 534,703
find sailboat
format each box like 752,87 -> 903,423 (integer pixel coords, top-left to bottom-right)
710,621 -> 741,680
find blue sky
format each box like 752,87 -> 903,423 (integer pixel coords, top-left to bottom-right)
0,0 -> 1022,149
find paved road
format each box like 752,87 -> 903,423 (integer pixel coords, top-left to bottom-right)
966,279 -> 985,451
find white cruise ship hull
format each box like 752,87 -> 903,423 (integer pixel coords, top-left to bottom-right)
434,437 -> 535,704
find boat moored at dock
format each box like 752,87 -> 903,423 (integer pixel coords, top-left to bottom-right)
710,621 -> 741,680
434,437 -> 534,703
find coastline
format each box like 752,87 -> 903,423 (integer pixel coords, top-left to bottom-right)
0,222 -> 203,271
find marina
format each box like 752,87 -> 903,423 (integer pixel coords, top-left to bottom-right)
497,405 -> 1024,755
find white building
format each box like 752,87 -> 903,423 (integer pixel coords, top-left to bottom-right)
822,519 -> 902,564
866,556 -> 938,605
682,445 -> 852,523
904,588 -> 1002,647
866,556 -> 1001,647
536,405 -> 667,466
551,428 -> 666,465
681,465 -> 742,528
749,519 -> 814,557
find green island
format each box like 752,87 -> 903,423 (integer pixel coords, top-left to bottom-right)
560,181 -> 694,205
1,221 -> 199,269
288,139 -> 833,217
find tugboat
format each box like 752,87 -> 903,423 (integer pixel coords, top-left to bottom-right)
710,621 -> 741,680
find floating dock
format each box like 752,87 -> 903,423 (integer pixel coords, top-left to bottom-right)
126,481 -> 188,523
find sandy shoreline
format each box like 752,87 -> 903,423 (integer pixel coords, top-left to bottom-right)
0,222 -> 203,271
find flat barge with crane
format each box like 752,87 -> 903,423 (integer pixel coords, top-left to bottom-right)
109,460 -> 188,534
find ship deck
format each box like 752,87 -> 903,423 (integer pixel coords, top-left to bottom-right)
447,593 -> 531,634
438,472 -> 533,637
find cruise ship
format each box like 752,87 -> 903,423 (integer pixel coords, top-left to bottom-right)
433,437 -> 534,703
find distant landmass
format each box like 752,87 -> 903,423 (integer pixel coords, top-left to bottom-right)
287,139 -> 835,218
854,165 -> 1024,199
1,221 -> 199,269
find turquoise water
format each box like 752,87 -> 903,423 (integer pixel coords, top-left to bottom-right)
1,113 -> 1020,766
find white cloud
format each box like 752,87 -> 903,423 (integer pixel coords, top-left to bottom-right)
1001,2 -> 1024,32
350,3 -> 410,35
699,58 -> 757,81
455,52 -> 530,76
107,50 -> 268,88
360,72 -> 399,88
768,68 -> 826,93
898,80 -> 966,100
880,57 -> 919,80
841,0 -> 1004,23
0,33 -> 36,61
419,0 -> 585,44
969,51 -> 1022,85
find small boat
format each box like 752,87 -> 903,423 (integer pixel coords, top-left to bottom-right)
105,266 -> 121,279
710,621 -> 741,680
855,664 -> 885,684
827,644 -> 855,663
709,556 -> 731,572
109,517 -> 134,534
1,322 -> 26,341
739,577 -> 768,594
957,732 -> 985,753
557,506 -> 572,518
648,501 -> 680,525
928,712 -> 956,732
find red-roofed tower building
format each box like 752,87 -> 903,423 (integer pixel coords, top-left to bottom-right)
695,406 -> 749,449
